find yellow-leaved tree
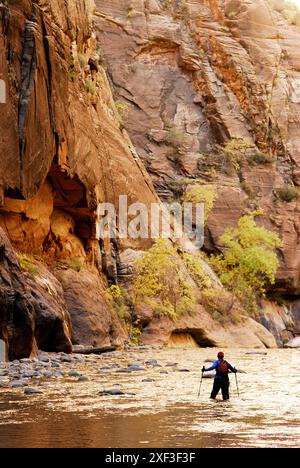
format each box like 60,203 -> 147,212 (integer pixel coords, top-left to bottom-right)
183,184 -> 216,222
211,214 -> 281,314
134,240 -> 195,320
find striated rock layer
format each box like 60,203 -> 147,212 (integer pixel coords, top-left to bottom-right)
95,0 -> 300,292
0,0 -> 154,357
2,0 -> 300,356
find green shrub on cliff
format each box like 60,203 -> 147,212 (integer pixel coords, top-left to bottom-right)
183,184 -> 217,222
17,253 -> 40,277
134,240 -> 195,320
78,53 -> 87,68
247,151 -> 273,166
182,253 -> 212,289
240,180 -> 254,197
222,136 -> 252,172
127,8 -> 139,18
115,100 -> 130,123
108,285 -> 132,320
66,258 -> 83,272
277,184 -> 299,202
182,252 -> 244,324
211,214 -> 281,314
224,137 -> 251,155
85,79 -> 96,95
108,285 -> 141,344
166,125 -> 189,147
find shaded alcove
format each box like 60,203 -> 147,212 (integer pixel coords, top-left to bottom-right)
47,163 -> 94,244
168,329 -> 216,348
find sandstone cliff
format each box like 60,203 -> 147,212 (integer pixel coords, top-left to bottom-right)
95,0 -> 300,289
95,0 -> 300,344
1,0 -> 300,358
0,0 -> 157,357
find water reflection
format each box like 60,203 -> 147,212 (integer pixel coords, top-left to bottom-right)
0,349 -> 299,448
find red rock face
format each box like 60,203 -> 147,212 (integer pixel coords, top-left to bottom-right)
95,0 -> 300,292
0,228 -> 36,360
0,0 -> 158,357
55,267 -> 127,348
1,0 -> 300,356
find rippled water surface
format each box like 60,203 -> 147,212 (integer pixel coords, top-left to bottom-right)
0,348 -> 299,448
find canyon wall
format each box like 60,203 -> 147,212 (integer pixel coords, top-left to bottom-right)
94,0 -> 300,345
95,0 -> 300,292
1,0 -> 300,358
0,0 -> 158,357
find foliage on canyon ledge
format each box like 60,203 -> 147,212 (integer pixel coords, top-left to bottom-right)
108,285 -> 142,344
183,184 -> 217,222
134,240 -> 195,320
211,214 -> 281,313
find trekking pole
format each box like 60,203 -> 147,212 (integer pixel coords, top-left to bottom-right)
198,370 -> 204,398
235,373 -> 240,398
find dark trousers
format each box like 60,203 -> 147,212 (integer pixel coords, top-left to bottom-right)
210,377 -> 230,400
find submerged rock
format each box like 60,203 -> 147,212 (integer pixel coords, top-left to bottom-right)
24,388 -> 44,395
77,376 -> 88,382
22,371 -> 37,378
51,362 -> 61,368
98,389 -> 127,396
60,356 -> 73,363
10,380 -> 28,388
68,370 -> 82,378
38,355 -> 50,363
127,365 -> 145,372
53,371 -> 65,378
145,359 -> 160,367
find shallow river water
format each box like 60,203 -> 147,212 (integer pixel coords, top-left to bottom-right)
0,348 -> 299,448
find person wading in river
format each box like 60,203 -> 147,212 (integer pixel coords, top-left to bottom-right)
202,351 -> 237,400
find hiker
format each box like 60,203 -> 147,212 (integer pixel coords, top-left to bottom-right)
202,351 -> 237,400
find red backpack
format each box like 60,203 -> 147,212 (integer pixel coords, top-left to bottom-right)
218,360 -> 229,375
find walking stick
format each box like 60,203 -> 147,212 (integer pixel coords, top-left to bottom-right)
235,373 -> 240,398
198,370 -> 204,398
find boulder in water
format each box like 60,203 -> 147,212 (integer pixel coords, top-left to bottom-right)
98,388 -> 135,396
284,337 -> 300,348
127,365 -> 145,372
77,376 -> 88,382
24,387 -> 43,395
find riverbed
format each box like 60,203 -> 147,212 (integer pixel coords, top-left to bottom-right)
0,348 -> 299,448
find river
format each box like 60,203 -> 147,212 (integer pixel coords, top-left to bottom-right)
0,348 -> 299,448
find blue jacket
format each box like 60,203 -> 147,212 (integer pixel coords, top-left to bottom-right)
204,359 -> 237,379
